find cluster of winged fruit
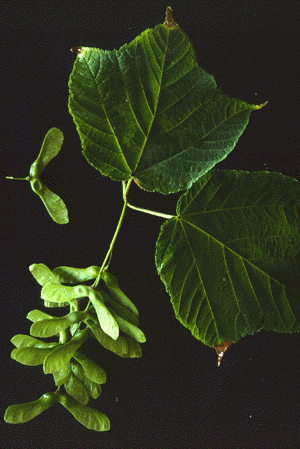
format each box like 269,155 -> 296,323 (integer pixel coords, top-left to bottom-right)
5,264 -> 145,431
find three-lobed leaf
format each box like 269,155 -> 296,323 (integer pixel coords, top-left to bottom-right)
69,22 -> 263,194
156,170 -> 300,347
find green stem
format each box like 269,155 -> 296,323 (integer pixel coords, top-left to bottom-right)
6,176 -> 30,181
92,178 -> 133,289
126,202 -> 174,219
122,180 -> 174,219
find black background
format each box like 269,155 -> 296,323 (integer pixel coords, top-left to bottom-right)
1,1 -> 300,448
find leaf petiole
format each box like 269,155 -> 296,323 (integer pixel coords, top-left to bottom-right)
122,180 -> 174,219
127,203 -> 174,219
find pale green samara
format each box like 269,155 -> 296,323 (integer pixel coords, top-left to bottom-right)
6,128 -> 69,224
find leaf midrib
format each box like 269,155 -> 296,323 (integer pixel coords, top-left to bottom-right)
135,106 -> 249,175
179,218 -> 296,334
179,217 -> 295,320
179,219 -> 220,341
131,27 -> 171,172
80,52 -> 132,174
179,202 -> 289,217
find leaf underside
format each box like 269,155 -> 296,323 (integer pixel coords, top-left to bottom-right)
156,170 -> 300,346
69,23 -> 258,194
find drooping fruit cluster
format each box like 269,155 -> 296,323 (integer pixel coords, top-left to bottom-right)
5,264 -> 145,431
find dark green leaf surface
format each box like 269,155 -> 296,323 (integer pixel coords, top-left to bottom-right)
69,24 -> 261,193
4,392 -> 58,424
156,170 -> 300,346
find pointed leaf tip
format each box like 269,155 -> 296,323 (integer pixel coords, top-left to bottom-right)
254,101 -> 268,110
157,171 -> 300,346
70,47 -> 82,55
69,21 -> 256,193
214,340 -> 232,366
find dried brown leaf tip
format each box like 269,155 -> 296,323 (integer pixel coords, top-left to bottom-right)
214,340 -> 232,366
164,6 -> 178,29
70,47 -> 82,55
